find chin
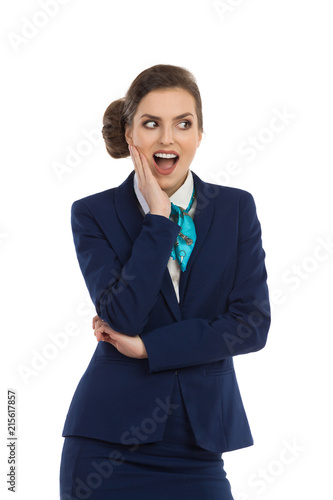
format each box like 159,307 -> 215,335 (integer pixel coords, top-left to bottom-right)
156,178 -> 173,190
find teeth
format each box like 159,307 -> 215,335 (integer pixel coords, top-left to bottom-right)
154,153 -> 178,159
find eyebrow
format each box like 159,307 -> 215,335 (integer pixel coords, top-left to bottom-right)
140,112 -> 194,120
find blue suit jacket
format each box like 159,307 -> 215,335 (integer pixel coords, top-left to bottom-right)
62,170 -> 270,454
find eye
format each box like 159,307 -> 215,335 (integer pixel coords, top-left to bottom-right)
143,120 -> 158,128
178,120 -> 192,130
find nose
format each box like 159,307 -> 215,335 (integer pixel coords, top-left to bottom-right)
159,125 -> 174,145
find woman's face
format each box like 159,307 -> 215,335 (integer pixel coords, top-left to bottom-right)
125,88 -> 202,197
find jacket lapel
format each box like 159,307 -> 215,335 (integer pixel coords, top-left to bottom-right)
114,170 -> 215,320
179,171 -> 215,302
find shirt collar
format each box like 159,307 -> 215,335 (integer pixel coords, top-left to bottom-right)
133,169 -> 194,215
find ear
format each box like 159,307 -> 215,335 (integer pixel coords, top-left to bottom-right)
125,125 -> 133,146
197,131 -> 203,148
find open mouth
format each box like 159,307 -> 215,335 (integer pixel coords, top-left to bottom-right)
153,152 -> 179,175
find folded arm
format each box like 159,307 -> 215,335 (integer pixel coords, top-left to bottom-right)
71,200 -> 180,336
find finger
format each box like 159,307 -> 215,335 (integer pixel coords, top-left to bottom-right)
106,330 -> 126,341
129,145 -> 139,173
94,324 -> 117,342
139,151 -> 152,180
95,330 -> 111,342
95,319 -> 105,329
94,327 -> 104,338
131,146 -> 146,185
95,331 -> 104,341
129,146 -> 143,192
137,150 -> 154,183
94,316 -> 106,330
139,151 -> 162,192
136,150 -> 159,205
92,315 -> 100,329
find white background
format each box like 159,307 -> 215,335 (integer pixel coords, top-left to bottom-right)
1,0 -> 332,498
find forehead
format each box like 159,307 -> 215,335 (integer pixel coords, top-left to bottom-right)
135,88 -> 196,117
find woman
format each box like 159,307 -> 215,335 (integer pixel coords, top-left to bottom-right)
60,64 -> 270,499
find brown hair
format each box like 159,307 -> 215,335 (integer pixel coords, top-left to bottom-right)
101,64 -> 203,159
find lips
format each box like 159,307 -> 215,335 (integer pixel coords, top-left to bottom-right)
152,150 -> 179,176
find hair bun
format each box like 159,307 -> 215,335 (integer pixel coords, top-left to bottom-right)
102,98 -> 129,159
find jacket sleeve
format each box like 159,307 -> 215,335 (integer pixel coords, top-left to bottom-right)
71,199 -> 181,336
140,192 -> 271,372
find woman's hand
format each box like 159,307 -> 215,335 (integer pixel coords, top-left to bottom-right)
129,145 -> 171,218
92,315 -> 148,359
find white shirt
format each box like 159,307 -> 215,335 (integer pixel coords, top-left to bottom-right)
133,170 -> 197,302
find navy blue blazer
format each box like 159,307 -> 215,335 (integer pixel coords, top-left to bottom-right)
62,170 -> 270,454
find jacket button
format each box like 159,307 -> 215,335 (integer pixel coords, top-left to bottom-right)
175,370 -> 178,375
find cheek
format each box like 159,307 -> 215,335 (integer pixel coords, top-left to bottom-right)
132,127 -> 155,145
132,130 -> 144,145
182,138 -> 199,157
181,130 -> 198,145
130,125 -> 143,142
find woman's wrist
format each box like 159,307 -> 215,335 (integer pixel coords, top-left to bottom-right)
149,208 -> 171,218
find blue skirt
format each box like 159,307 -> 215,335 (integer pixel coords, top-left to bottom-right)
60,376 -> 234,499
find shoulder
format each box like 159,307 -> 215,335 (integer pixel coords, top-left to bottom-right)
71,171 -> 134,216
71,187 -> 116,215
213,186 -> 258,229
193,171 -> 256,210
217,185 -> 256,215
214,183 -> 254,203
192,171 -> 253,201
70,188 -> 119,235
201,181 -> 262,237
